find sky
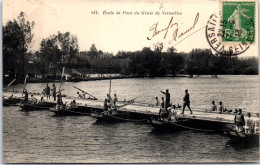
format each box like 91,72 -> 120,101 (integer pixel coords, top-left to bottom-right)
2,0 -> 259,57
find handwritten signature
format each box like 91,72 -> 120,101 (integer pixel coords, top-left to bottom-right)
147,12 -> 199,44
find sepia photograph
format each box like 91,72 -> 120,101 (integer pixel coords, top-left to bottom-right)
2,0 -> 259,163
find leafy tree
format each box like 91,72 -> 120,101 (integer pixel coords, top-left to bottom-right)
40,31 -> 79,77
3,12 -> 34,83
240,57 -> 258,75
143,47 -> 160,76
153,42 -> 163,54
185,49 -> 213,75
169,53 -> 185,75
56,31 -> 79,60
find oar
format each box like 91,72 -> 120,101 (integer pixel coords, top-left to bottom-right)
109,74 -> 112,99
20,75 -> 28,105
59,67 -> 65,92
4,79 -> 16,90
115,99 -> 136,109
118,96 -> 140,103
22,75 -> 28,90
130,96 -> 139,102
73,86 -> 97,100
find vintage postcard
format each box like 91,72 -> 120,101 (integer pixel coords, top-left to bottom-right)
2,0 -> 259,163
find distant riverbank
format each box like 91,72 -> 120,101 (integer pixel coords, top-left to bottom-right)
12,74 -> 191,84
4,74 -> 258,85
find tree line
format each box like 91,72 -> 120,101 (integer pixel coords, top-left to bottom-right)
3,12 -> 258,84
115,44 -> 258,77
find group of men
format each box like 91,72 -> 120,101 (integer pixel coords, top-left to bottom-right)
42,83 -> 57,101
77,91 -> 97,100
234,109 -> 259,134
104,94 -> 118,109
157,89 -> 193,119
210,100 -> 259,134
22,86 -> 59,105
77,92 -> 85,99
156,89 -> 259,135
210,101 -> 225,112
22,89 -> 42,104
22,85 -> 259,134
43,83 -> 64,109
22,89 -> 36,104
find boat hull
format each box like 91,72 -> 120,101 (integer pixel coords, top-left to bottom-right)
151,117 -> 228,133
3,98 -> 21,106
20,102 -> 56,111
92,112 -> 129,122
187,118 -> 228,133
151,118 -> 191,131
51,106 -> 91,116
225,130 -> 259,145
91,111 -> 149,123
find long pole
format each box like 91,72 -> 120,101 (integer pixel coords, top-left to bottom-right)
109,73 -> 112,98
3,79 -> 16,90
73,86 -> 97,99
22,75 -> 28,93
7,79 -> 16,87
20,75 -> 28,104
59,67 -> 65,92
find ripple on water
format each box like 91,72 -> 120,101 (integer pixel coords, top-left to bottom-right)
3,76 -> 260,163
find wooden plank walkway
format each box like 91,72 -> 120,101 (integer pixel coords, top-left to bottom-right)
3,91 -> 258,124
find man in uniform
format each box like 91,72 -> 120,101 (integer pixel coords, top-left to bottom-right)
211,101 -> 217,111
56,92 -> 63,110
181,89 -> 193,114
244,112 -> 253,134
77,92 -> 83,99
234,109 -> 245,133
113,93 -> 118,106
154,97 -> 160,106
46,83 -> 50,99
52,84 -> 56,101
254,113 -> 259,133
161,89 -> 170,109
23,89 -> 29,103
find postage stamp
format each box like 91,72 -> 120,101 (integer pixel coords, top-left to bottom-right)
222,1 -> 255,43
205,0 -> 256,55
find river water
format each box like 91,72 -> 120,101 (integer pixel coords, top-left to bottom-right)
3,75 -> 260,163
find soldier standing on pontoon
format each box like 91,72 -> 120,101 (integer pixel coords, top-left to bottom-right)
107,94 -> 112,104
154,97 -> 160,106
234,109 -> 245,133
46,83 -> 50,100
23,89 -> 29,103
160,89 -> 170,109
181,89 -> 193,114
113,93 -> 118,106
253,113 -> 259,133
